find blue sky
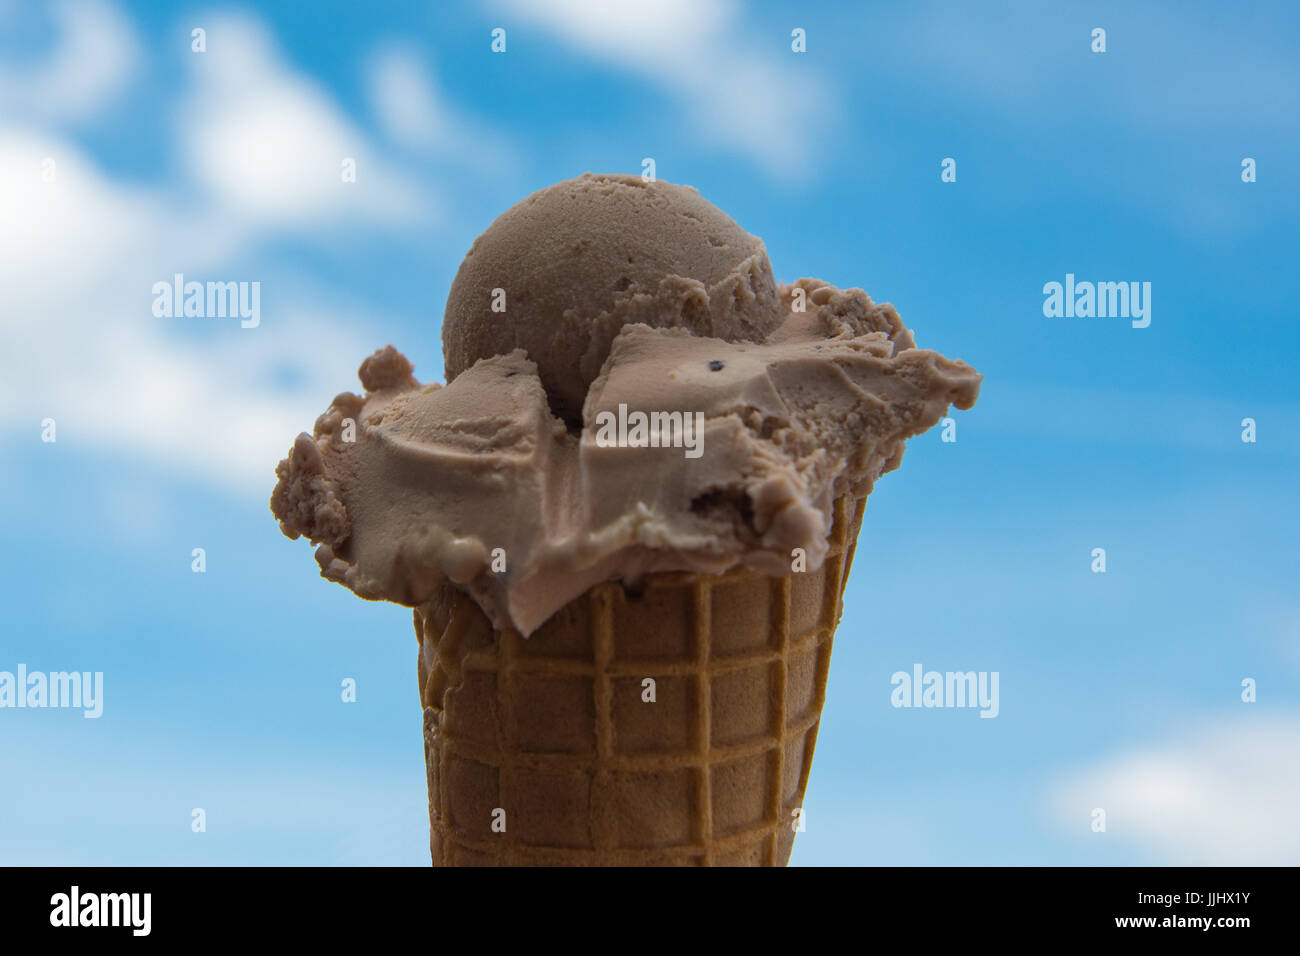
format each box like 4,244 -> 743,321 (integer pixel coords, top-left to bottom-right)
1,0 -> 1298,865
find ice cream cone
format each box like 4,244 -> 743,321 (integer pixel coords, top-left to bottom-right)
270,175 -> 980,866
414,488 -> 867,866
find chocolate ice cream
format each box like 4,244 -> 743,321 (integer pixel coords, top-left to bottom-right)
271,173 -> 980,637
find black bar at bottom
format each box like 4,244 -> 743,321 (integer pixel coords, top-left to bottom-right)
0,866 -> 1281,940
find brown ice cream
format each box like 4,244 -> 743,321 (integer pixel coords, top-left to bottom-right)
271,172 -> 981,866
442,173 -> 785,424
271,173 -> 980,638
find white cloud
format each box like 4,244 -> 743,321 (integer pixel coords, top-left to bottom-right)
0,5 -> 439,494
512,0 -> 733,54
1052,718 -> 1300,864
365,43 -> 518,176
368,46 -> 443,151
0,130 -> 160,311
181,13 -> 431,229
0,4 -> 522,494
0,0 -> 139,121
0,125 -> 387,493
494,0 -> 833,179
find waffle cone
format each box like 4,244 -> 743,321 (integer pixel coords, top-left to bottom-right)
414,490 -> 867,866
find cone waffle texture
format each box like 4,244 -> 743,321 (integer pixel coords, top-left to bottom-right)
415,491 -> 867,866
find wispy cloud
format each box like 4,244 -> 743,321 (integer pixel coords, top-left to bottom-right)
1051,717 -> 1300,864
365,42 -> 518,177
0,6 -> 437,493
0,124 -> 385,492
181,12 -> 429,230
0,0 -> 139,122
494,0 -> 835,179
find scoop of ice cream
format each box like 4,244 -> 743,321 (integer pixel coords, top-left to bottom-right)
442,172 -> 784,424
273,175 -> 983,636
272,278 -> 981,636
